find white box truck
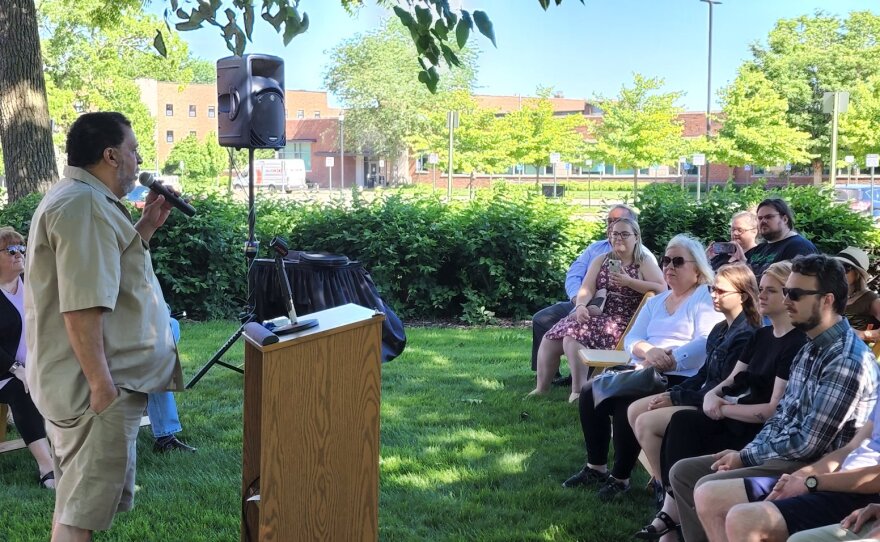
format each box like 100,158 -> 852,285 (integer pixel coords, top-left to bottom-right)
234,159 -> 307,192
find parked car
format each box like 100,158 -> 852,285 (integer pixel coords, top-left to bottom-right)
834,185 -> 880,217
125,185 -> 149,209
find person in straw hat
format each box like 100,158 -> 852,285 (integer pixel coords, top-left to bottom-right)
832,247 -> 880,342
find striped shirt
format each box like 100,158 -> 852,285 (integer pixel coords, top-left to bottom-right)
740,318 -> 879,466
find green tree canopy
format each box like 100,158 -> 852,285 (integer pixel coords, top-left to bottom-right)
590,74 -> 683,193
324,18 -> 475,163
164,132 -> 226,191
747,10 -> 880,181
712,65 -> 811,168
840,75 -> 880,167
500,93 -> 587,182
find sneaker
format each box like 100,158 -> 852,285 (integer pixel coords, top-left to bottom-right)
562,465 -> 608,488
597,477 -> 630,501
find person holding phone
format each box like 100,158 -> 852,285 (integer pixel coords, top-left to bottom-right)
706,211 -> 759,271
529,218 -> 666,402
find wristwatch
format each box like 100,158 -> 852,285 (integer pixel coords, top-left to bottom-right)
804,475 -> 819,493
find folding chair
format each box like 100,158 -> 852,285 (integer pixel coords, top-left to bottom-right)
0,403 -> 26,454
577,292 -> 655,373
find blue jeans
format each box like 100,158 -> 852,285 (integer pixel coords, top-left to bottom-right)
146,317 -> 182,438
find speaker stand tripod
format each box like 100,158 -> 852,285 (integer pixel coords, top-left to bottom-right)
186,148 -> 259,389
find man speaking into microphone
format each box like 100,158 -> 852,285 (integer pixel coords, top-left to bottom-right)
25,112 -> 184,541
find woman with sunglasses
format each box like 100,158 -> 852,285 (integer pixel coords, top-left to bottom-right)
832,247 -> 880,342
562,234 -> 723,500
632,262 -> 807,541
0,227 -> 55,488
530,218 -> 666,402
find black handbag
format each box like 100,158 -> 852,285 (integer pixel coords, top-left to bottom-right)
592,366 -> 668,408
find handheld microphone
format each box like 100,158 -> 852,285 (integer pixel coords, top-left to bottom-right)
138,172 -> 197,217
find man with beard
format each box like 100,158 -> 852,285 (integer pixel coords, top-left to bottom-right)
666,254 -> 878,542
746,198 -> 818,279
25,112 -> 183,541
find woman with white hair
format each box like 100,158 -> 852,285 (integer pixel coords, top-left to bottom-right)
562,234 -> 724,501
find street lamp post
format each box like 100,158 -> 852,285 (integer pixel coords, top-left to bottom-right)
700,0 -> 721,195
339,113 -> 345,189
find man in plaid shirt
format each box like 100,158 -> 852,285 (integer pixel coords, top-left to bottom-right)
667,254 -> 879,542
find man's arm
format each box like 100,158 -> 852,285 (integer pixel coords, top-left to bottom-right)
564,241 -> 606,301
62,308 -> 118,414
741,348 -> 871,465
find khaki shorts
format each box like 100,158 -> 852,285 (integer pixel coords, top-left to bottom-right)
47,387 -> 147,531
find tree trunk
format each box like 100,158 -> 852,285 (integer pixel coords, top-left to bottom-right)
0,0 -> 57,202
633,167 -> 639,200
812,158 -> 823,186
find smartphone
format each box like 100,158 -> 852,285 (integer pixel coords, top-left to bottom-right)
713,242 -> 737,255
607,259 -> 622,274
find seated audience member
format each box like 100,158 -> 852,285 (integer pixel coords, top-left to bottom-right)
625,264 -> 760,526
833,246 -> 880,343
529,205 -> 638,379
788,503 -> 880,541
0,227 -> 55,488
561,234 -> 723,501
721,392 -> 880,541
632,262 -> 806,541
530,218 -> 665,402
746,198 -> 818,279
146,315 -> 196,453
707,211 -> 759,270
667,254 -> 879,542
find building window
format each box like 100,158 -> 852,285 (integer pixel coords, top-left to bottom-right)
314,111 -> 321,119
281,142 -> 312,171
296,109 -> 304,119
208,106 -> 216,118
189,130 -> 197,138
166,130 -> 174,143
188,105 -> 196,117
165,104 -> 173,116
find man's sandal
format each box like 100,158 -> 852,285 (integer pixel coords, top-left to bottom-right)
39,471 -> 55,490
634,510 -> 679,540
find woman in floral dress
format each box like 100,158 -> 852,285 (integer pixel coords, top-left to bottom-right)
530,218 -> 666,402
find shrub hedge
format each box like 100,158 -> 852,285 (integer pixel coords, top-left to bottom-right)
2,180 -> 877,321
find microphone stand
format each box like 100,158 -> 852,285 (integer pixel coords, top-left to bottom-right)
186,148 -> 259,389
270,243 -> 317,334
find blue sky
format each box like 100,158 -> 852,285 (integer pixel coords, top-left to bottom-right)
155,0 -> 879,111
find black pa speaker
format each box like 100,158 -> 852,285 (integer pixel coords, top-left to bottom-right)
216,54 -> 286,149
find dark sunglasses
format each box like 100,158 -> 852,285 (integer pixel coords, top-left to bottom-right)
4,245 -> 25,256
782,287 -> 825,301
660,256 -> 695,268
708,285 -> 739,296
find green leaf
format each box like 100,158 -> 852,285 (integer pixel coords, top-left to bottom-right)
440,43 -> 460,67
472,11 -> 496,47
455,19 -> 470,49
153,30 -> 167,57
414,5 -> 432,28
244,4 -> 255,40
539,0 -> 551,9
393,6 -> 416,29
432,19 -> 448,41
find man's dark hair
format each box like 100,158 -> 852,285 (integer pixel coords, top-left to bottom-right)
791,254 -> 848,315
66,112 -> 132,168
757,197 -> 795,230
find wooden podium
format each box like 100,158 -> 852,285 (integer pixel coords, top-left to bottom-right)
241,303 -> 385,541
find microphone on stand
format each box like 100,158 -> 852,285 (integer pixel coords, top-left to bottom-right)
138,172 -> 197,217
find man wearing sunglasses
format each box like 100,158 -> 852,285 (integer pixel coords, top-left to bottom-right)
668,254 -> 879,542
24,112 -> 184,541
529,204 -> 656,385
746,198 -> 818,279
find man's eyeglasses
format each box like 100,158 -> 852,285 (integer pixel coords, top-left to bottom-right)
782,287 -> 825,301
660,256 -> 695,268
4,245 -> 25,256
708,285 -> 740,297
757,213 -> 780,222
730,227 -> 756,235
610,232 -> 634,240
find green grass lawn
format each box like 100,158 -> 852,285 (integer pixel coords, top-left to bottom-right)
0,323 -> 654,541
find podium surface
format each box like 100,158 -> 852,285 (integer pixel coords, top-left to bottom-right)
242,303 -> 384,541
